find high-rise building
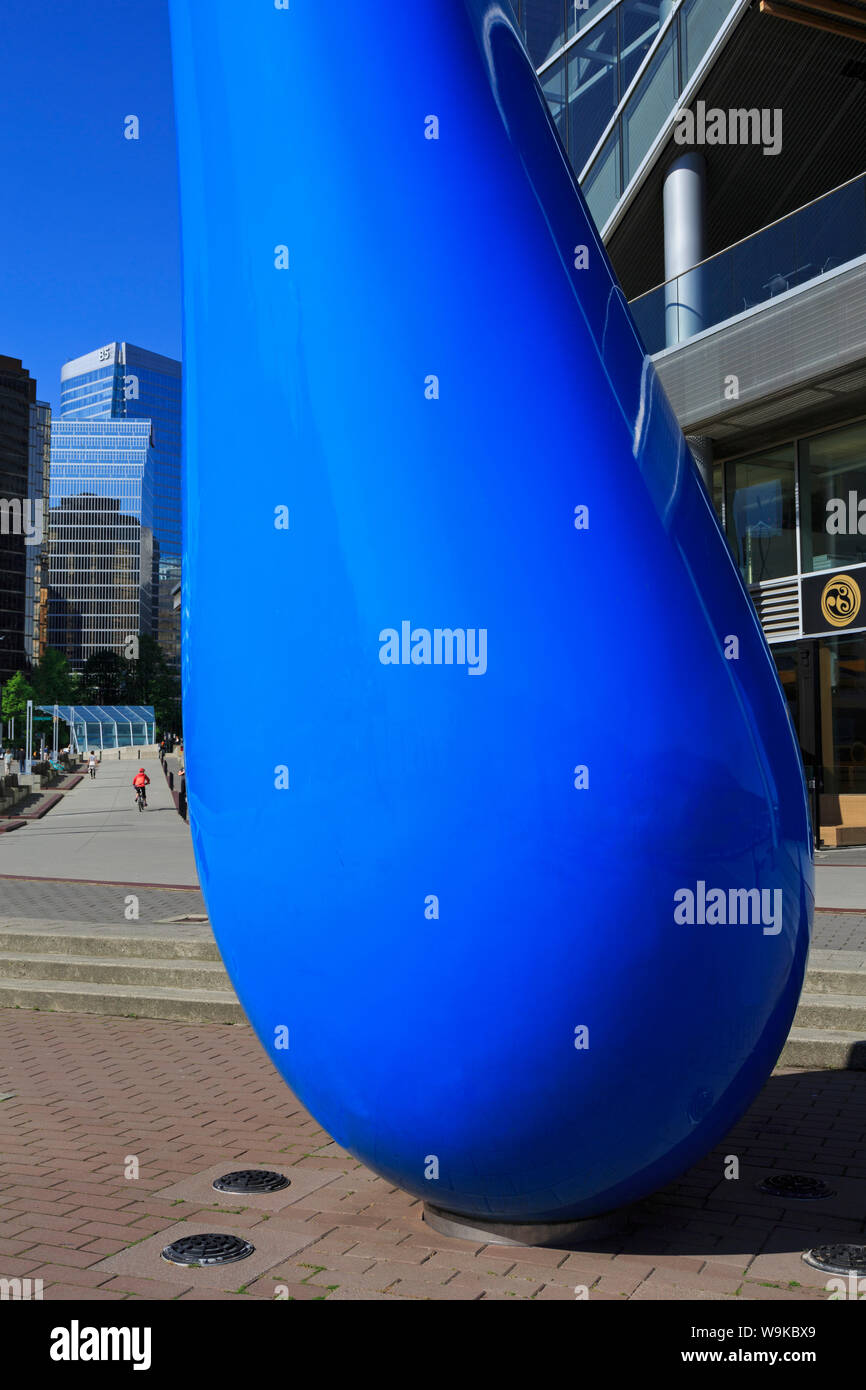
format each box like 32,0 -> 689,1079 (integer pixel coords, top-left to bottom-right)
59,342 -> 181,666
512,0 -> 866,843
47,419 -> 154,669
0,355 -> 51,680
26,399 -> 51,666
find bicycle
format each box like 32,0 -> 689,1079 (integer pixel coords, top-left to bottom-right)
135,786 -> 147,812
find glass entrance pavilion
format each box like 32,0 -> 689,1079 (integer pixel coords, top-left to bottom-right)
38,705 -> 156,752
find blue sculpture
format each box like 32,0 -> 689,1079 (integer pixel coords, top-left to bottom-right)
169,0 -> 812,1226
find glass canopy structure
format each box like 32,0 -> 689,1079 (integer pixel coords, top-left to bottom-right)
38,705 -> 156,752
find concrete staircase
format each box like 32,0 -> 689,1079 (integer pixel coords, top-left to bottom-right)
780,949 -> 866,1070
0,923 -> 244,1024
0,927 -> 862,1065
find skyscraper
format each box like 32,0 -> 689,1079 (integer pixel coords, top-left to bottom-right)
0,355 -> 51,680
47,419 -> 154,669
59,342 -> 181,666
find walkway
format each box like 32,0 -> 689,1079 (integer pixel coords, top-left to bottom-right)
0,758 -> 198,888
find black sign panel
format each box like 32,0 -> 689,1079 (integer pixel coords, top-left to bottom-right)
801,568 -> 866,637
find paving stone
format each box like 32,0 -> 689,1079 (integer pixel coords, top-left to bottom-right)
2,1005 -> 865,1303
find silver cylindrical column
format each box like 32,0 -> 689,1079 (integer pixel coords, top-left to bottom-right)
663,153 -> 706,347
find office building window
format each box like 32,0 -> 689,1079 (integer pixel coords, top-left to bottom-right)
725,445 -> 796,586
818,634 -> 866,795
800,420 -> 866,575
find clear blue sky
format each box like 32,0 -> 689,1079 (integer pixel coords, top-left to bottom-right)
0,0 -> 179,411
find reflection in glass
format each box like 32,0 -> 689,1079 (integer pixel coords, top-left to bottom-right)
541,57 -> 567,145
568,0 -> 619,42
568,17 -> 619,175
629,175 -> 866,353
680,0 -> 735,85
725,445 -> 796,585
584,127 -> 621,226
819,636 -> 866,794
619,0 -> 663,92
621,20 -> 677,187
521,0 -> 568,66
772,643 -> 808,775
800,421 -> 866,575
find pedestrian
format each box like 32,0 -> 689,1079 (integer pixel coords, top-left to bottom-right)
88,750 -> 98,780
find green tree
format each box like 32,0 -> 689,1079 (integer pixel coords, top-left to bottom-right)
31,648 -> 76,707
80,650 -> 129,705
125,635 -> 182,734
1,670 -> 36,730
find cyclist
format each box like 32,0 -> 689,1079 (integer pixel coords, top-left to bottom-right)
133,767 -> 151,809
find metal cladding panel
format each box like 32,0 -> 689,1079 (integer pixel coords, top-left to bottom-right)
169,0 -> 812,1222
653,258 -> 866,435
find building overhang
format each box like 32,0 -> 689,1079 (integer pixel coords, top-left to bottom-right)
652,254 -> 866,455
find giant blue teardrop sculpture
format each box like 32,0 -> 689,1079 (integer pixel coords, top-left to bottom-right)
169,0 -> 813,1222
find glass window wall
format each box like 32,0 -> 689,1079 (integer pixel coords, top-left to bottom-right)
724,445 -> 797,586
800,420 -> 866,575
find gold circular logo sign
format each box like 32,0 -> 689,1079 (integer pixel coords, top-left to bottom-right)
821,573 -> 861,628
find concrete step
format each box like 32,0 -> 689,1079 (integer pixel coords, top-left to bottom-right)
794,991 -> 866,1032
0,950 -> 231,991
0,977 -> 244,1025
0,925 -> 221,962
779,1027 -> 866,1070
805,967 -> 866,996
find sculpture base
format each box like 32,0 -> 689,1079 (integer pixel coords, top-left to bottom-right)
422,1203 -> 628,1248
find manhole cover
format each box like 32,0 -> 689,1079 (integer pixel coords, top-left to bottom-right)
161,1233 -> 254,1267
213,1169 -> 290,1195
757,1174 -> 835,1199
802,1244 -> 866,1277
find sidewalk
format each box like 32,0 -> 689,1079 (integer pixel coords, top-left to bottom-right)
0,1008 -> 862,1302
0,776 -> 863,1300
0,758 -> 198,887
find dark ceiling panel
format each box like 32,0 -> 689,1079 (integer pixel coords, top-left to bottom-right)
606,5 -> 866,301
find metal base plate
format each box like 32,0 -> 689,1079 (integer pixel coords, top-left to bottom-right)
423,1203 -> 627,1248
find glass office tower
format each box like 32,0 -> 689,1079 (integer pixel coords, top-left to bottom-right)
0,355 -> 51,679
47,419 -> 154,669
25,399 -> 51,665
59,342 -> 181,667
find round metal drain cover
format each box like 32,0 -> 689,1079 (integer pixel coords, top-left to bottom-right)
757,1174 -> 835,1200
803,1244 -> 866,1277
161,1233 -> 254,1267
213,1169 -> 290,1195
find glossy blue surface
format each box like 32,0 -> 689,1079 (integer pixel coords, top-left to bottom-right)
169,0 -> 812,1221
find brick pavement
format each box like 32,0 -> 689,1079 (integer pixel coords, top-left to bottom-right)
1,1008 -> 863,1302
811,910 -> 866,951
0,878 -> 206,923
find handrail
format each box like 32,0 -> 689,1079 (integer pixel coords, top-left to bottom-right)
630,171 -> 866,305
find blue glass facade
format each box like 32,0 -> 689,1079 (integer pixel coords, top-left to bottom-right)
60,342 -> 182,666
48,419 -> 154,669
